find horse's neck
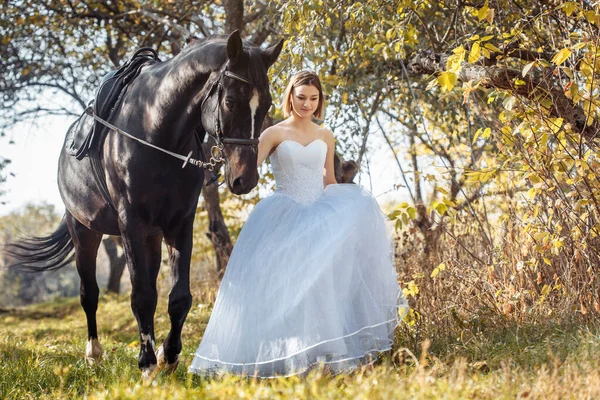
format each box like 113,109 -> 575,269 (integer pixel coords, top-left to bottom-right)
144,47 -> 224,149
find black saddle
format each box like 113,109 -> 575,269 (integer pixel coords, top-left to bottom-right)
66,48 -> 161,160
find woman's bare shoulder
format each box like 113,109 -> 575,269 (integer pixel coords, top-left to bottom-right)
260,125 -> 285,141
317,127 -> 335,144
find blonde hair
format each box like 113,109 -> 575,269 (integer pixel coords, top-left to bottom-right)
282,71 -> 325,120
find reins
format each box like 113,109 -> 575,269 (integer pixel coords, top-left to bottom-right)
85,107 -> 223,170
86,63 -> 258,171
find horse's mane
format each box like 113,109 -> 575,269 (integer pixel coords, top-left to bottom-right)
182,35 -> 269,89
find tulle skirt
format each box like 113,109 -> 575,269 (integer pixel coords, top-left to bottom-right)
189,183 -> 408,378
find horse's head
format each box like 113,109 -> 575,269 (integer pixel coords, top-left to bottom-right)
201,31 -> 283,195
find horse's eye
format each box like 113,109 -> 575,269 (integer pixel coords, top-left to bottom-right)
225,99 -> 235,109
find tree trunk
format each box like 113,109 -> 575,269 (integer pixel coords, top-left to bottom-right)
198,0 -> 244,278
201,155 -> 233,278
224,0 -> 244,34
334,154 -> 359,183
103,236 -> 126,294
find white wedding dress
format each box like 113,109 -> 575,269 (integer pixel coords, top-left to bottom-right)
189,138 -> 408,378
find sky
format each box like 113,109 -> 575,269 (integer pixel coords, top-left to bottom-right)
0,114 -> 68,216
0,113 -> 411,217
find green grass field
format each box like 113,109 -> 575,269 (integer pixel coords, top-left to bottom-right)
1,293 -> 600,399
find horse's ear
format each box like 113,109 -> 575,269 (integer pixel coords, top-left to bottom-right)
262,39 -> 285,68
227,30 -> 244,65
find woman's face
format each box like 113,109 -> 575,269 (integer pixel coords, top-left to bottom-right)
290,84 -> 320,118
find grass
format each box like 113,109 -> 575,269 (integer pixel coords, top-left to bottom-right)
1,293 -> 600,399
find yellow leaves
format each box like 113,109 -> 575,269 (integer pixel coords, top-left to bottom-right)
526,187 -> 537,200
483,42 -> 501,53
547,118 -> 563,134
403,280 -> 419,298
402,308 -> 420,327
562,2 -> 579,16
430,198 -> 456,216
385,28 -> 395,40
574,199 -> 589,211
477,1 -> 494,24
472,127 -> 491,143
468,41 -> 481,63
539,132 -> 549,148
580,58 -> 594,77
464,35 -> 498,63
431,201 -> 448,215
438,71 -> 457,92
431,262 -> 446,278
465,168 -> 496,183
541,284 -> 551,296
446,46 -> 465,72
522,61 -> 536,77
527,172 -> 543,186
388,202 -> 418,231
477,2 -> 488,20
373,42 -> 387,54
583,10 -> 600,24
551,48 -> 572,66
476,1 -> 494,23
482,127 -> 492,140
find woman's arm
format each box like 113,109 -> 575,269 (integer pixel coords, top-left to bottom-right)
257,127 -> 279,167
323,130 -> 338,187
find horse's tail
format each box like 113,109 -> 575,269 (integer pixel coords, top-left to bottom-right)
3,216 -> 75,272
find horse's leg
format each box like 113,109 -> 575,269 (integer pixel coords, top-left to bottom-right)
146,232 -> 163,297
158,217 -> 194,373
65,212 -> 104,364
119,219 -> 158,379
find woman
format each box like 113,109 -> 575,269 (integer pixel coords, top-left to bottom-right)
189,71 -> 408,378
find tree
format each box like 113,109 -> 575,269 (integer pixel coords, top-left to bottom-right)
102,236 -> 126,294
271,0 -> 600,314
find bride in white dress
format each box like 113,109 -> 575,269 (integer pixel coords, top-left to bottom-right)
189,71 -> 408,378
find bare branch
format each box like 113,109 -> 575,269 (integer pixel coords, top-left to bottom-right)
137,9 -> 191,37
375,117 -> 416,204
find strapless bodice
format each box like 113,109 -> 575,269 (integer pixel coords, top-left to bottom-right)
269,139 -> 327,205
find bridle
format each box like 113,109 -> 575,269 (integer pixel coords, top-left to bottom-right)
202,63 -> 259,145
87,61 -> 260,171
194,62 -> 259,170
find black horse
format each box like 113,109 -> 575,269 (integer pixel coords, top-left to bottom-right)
5,31 -> 283,378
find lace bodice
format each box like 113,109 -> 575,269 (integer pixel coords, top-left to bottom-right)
270,139 -> 327,205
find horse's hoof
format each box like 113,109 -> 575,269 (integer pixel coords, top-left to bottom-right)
157,345 -> 166,367
85,338 -> 103,365
141,363 -> 158,381
156,345 -> 180,374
